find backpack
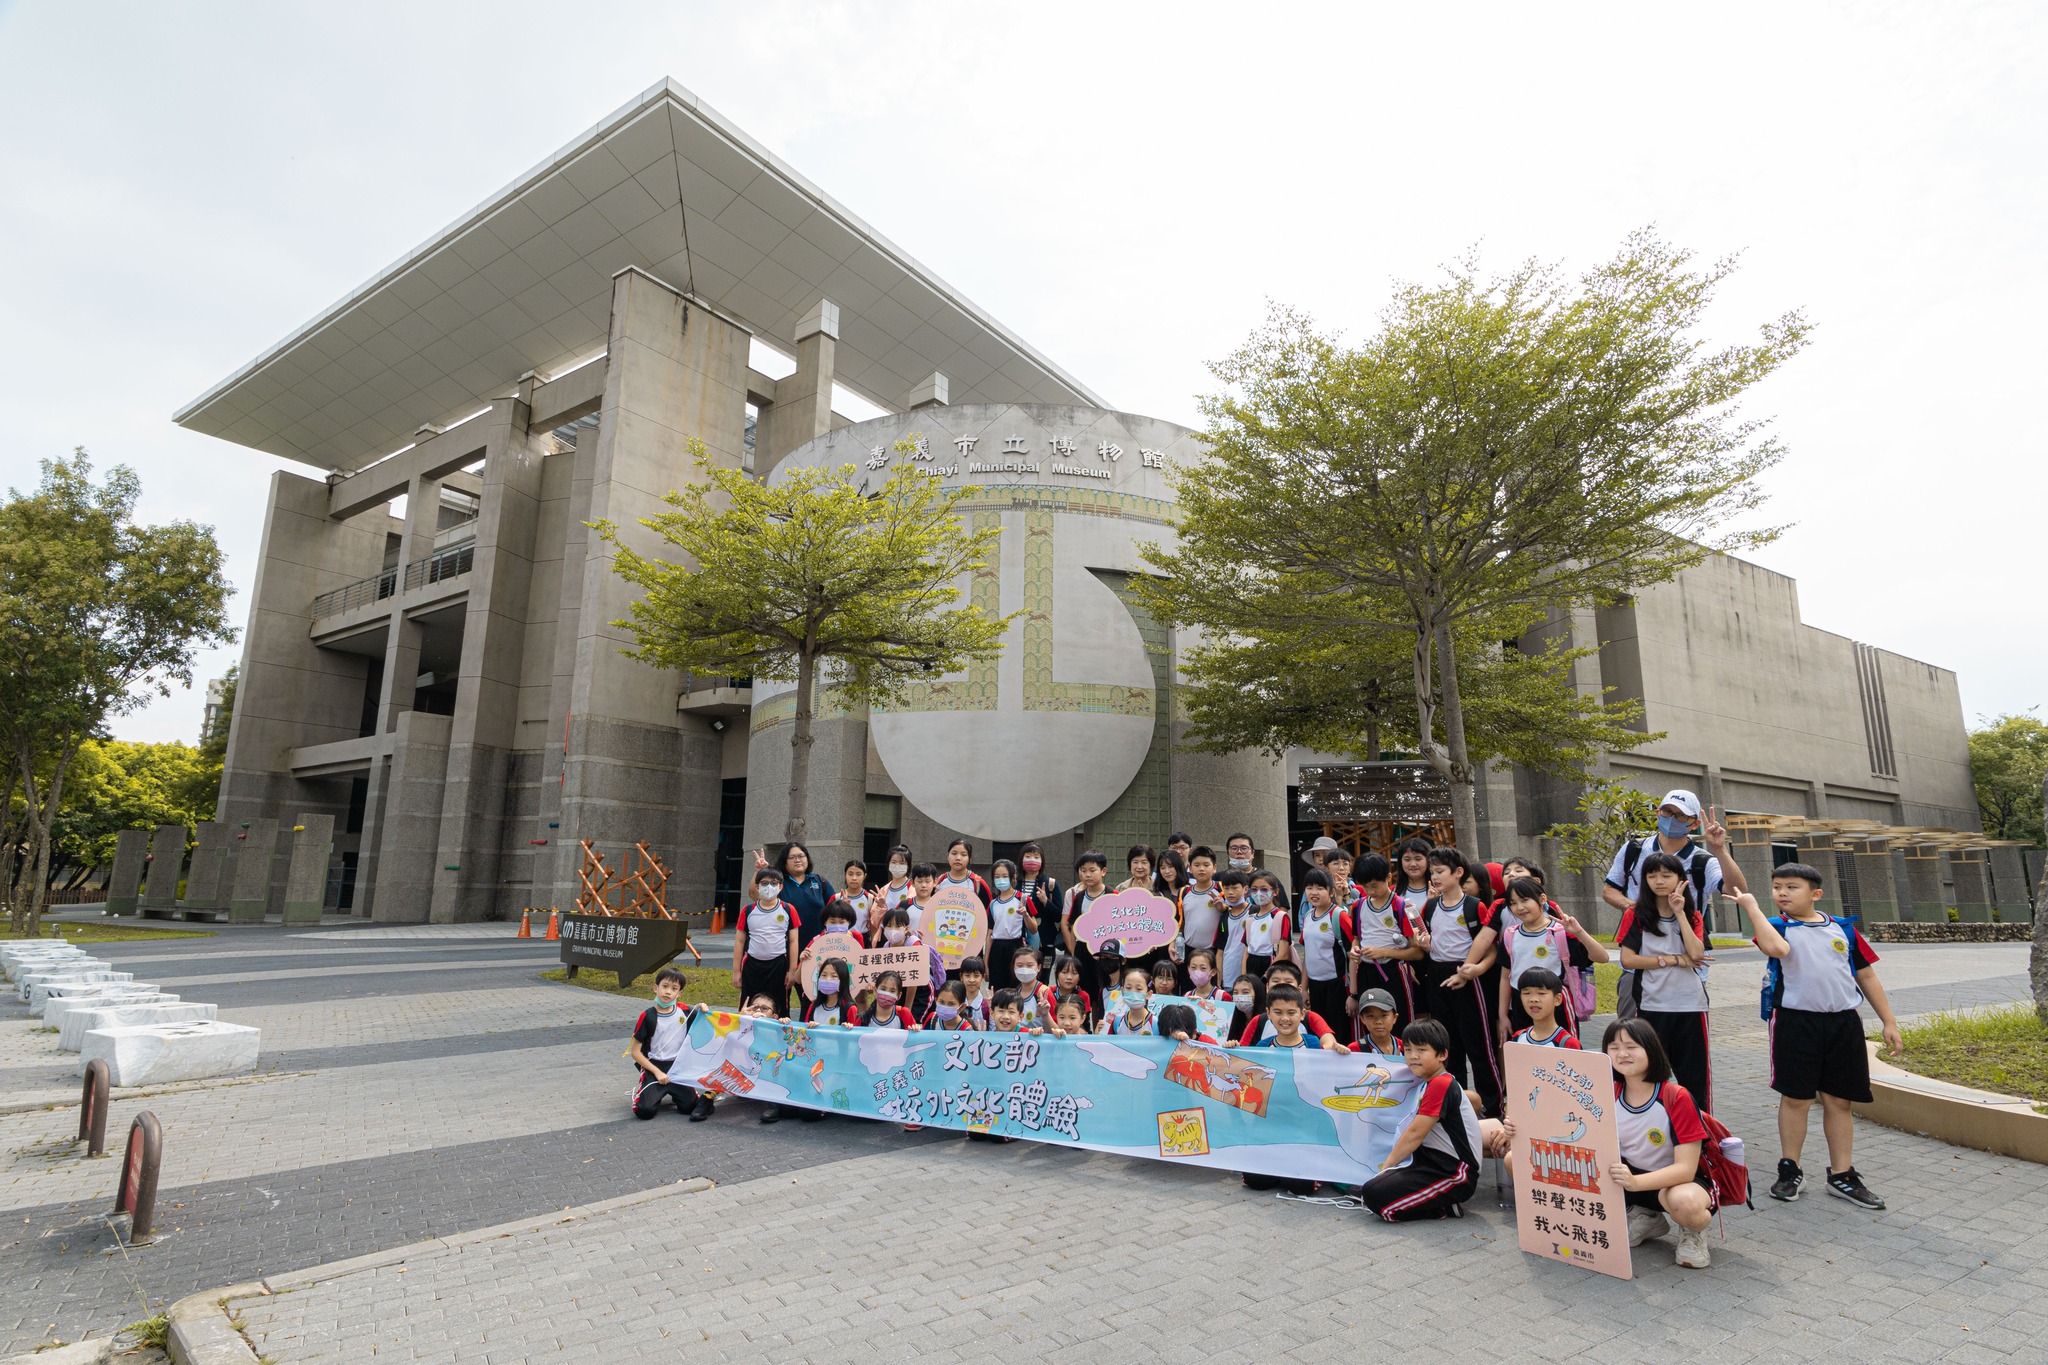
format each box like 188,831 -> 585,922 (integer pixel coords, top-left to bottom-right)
1690,1095 -> 1752,1215
1544,922 -> 1599,1022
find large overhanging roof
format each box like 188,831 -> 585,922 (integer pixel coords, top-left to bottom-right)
175,77 -> 1106,472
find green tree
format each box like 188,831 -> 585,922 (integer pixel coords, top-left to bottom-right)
1142,231 -> 1807,851
0,453 -> 235,933
50,739 -> 218,883
596,440 -> 1013,844
1543,778 -> 1662,875
1969,712 -> 2047,846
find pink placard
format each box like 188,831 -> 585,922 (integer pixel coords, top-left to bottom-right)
1505,1042 -> 1632,1280
1071,888 -> 1177,956
924,884 -> 988,968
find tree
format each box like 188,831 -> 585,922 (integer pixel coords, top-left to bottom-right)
1142,231 -> 1807,852
0,453 -> 235,933
1542,778 -> 1662,875
1969,712 -> 2047,847
596,440 -> 1013,844
49,739 -> 218,886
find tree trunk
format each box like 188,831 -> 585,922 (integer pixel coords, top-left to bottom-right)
2035,772 -> 2048,1025
14,743 -> 77,938
1410,624 -> 1443,777
1434,620 -> 1480,861
784,649 -> 817,845
1366,716 -> 1382,763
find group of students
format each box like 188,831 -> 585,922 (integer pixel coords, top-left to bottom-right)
629,814 -> 1905,1269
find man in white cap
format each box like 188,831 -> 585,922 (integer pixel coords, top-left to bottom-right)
1600,789 -> 1749,935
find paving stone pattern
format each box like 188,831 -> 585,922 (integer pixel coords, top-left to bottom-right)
1,934 -> 2040,1360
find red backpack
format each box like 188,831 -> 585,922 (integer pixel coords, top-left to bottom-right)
1692,1097 -> 1751,1215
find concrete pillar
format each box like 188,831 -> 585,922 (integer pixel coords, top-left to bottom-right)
1794,835 -> 1842,909
431,397 -> 546,923
1472,758 -> 1520,866
353,755 -> 392,920
180,822 -> 229,918
229,819 -> 280,923
282,813 -> 336,925
139,824 -> 187,916
373,711 -> 452,922
905,371 -> 949,409
1902,844 -> 1949,923
1724,823 -> 1778,909
2026,850 -> 2045,905
1988,846 -> 2033,923
552,269 -> 741,916
755,298 -> 838,477
1949,850 -> 1993,923
105,828 -> 149,916
1852,843 -> 1900,922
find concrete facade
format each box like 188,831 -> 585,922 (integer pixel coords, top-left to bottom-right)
177,79 -> 1982,924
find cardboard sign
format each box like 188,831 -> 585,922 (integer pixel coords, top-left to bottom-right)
1504,1042 -> 1632,1280
853,944 -> 930,992
797,930 -> 863,1000
1072,888 -> 1177,956
924,884 -> 988,968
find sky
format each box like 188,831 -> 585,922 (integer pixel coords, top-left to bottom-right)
0,0 -> 2042,745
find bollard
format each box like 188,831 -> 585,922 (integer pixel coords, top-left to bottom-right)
78,1058 -> 110,1157
113,1111 -> 164,1240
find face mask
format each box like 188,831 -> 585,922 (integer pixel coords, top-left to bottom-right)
1124,995 -> 1147,1015
889,863 -> 908,878
757,884 -> 781,902
1015,967 -> 1038,983
1250,889 -> 1272,908
936,1003 -> 960,1022
1228,857 -> 1250,870
1233,992 -> 1255,1009
653,997 -> 677,1014
1190,970 -> 1211,987
1657,815 -> 1692,839
826,923 -> 851,937
884,929 -> 906,945
817,978 -> 840,995
1023,858 -> 1042,873
993,877 -> 1011,893
876,991 -> 898,1006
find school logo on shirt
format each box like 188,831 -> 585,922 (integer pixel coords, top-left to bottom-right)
1381,913 -> 1397,929
1647,1128 -> 1666,1147
1534,943 -> 1550,958
1831,937 -> 1848,953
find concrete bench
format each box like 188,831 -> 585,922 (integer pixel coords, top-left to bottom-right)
28,973 -> 135,1010
60,1001 -> 215,1052
43,985 -> 171,1026
80,1021 -> 260,1086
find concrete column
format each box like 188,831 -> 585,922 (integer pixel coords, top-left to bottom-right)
373,711 -> 452,923
139,824 -> 187,916
1724,823 -> 1778,908
1988,846 -> 2033,923
180,822 -> 228,917
229,819 -> 280,923
1471,758 -> 1520,866
1949,850 -> 1993,923
905,371 -> 949,409
1794,835 -> 1842,903
553,269 -> 742,916
1902,844 -> 1949,923
431,398 -> 545,923
352,756 -> 392,920
1852,843 -> 1900,922
282,813 -> 336,925
754,298 -> 838,477
105,828 -> 149,916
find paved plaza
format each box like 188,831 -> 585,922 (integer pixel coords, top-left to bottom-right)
1,925 -> 2041,1362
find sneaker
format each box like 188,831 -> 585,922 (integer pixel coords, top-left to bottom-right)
1626,1206 -> 1670,1247
1446,1201 -> 1465,1219
1769,1158 -> 1804,1202
1674,1225 -> 1711,1268
1826,1167 -> 1885,1210
688,1096 -> 715,1122
759,1105 -> 782,1124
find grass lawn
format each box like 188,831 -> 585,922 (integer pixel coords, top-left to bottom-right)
2,921 -> 215,944
1594,961 -> 1620,1016
541,966 -> 740,1010
1880,1004 -> 2048,1108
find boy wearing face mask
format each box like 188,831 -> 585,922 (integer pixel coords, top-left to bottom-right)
732,868 -> 799,1017
1216,868 -> 1255,987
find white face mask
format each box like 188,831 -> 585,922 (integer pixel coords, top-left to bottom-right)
889,863 -> 908,879
757,884 -> 782,902
1233,992 -> 1255,1009
1228,856 -> 1251,870
1015,967 -> 1039,983
884,928 -> 906,945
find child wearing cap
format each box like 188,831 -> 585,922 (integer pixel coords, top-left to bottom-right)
1351,987 -> 1404,1060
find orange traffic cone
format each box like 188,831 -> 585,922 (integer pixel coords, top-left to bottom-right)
516,909 -> 532,938
545,908 -> 561,940
709,908 -> 725,934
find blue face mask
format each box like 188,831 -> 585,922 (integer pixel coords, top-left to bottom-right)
993,877 -> 1012,893
1657,815 -> 1692,839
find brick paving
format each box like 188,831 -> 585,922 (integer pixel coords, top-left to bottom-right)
1,933 -> 2040,1359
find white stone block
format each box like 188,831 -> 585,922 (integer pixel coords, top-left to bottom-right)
29,972 -> 134,1010
60,1001 -> 213,1052
80,1021 -> 260,1086
19,969 -> 115,1002
42,985 -> 167,1025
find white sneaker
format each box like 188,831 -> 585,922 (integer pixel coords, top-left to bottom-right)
1626,1206 -> 1669,1247
1675,1225 -> 1711,1268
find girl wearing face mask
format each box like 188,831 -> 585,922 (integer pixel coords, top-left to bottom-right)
1100,966 -> 1157,1036
875,844 -> 915,938
1010,945 -> 1057,1029
925,978 -> 978,1031
1016,843 -> 1062,959
1412,846 -> 1504,1117
877,906 -> 946,1019
804,959 -> 854,1027
985,858 -> 1033,987
1183,947 -> 1229,1004
1242,871 -> 1293,979
732,868 -> 799,1017
859,970 -> 917,1029
1226,973 -> 1264,1046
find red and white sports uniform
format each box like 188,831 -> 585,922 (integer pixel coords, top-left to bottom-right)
1616,1078 -> 1708,1178
1358,1071 -> 1482,1222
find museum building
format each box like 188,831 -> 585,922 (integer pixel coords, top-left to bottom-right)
173,79 -> 1991,927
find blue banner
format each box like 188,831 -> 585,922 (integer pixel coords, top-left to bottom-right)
665,1009 -> 1425,1183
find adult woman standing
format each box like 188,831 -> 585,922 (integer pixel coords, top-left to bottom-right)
752,842 -> 835,950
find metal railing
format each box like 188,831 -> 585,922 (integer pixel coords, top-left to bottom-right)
310,537 -> 476,620
403,537 -> 474,592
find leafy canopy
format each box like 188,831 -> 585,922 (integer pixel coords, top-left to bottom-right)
1970,712 -> 2048,847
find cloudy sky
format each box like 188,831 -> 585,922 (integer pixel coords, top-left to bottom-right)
1,1 -> 2041,744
